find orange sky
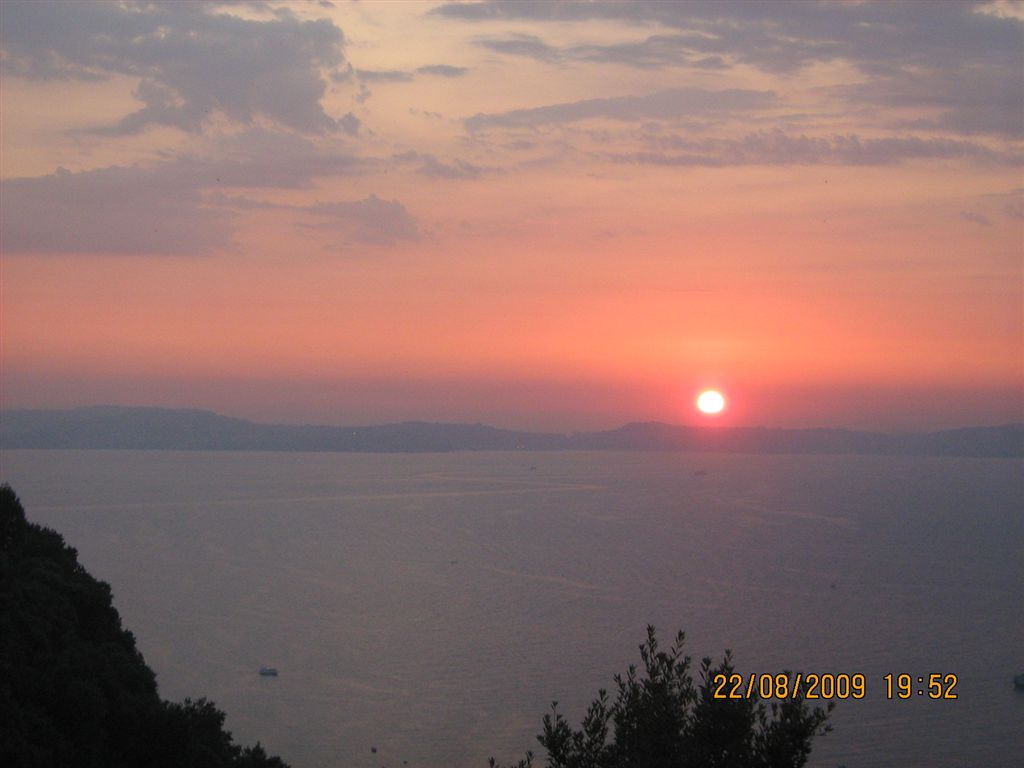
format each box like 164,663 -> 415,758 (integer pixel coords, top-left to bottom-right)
1,1 -> 1022,430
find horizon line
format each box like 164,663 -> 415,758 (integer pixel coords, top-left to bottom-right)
2,403 -> 1022,437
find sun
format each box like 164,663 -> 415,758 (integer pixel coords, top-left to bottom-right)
696,389 -> 726,415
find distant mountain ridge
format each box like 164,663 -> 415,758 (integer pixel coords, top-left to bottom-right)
1,406 -> 1022,457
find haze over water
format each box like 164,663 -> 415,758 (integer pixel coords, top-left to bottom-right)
3,448 -> 1021,768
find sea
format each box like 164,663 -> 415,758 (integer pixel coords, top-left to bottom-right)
1,449 -> 1021,768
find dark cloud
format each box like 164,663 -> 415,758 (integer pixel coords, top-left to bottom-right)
475,34 -> 561,63
960,211 -> 993,227
465,87 -> 776,131
839,67 -> 1024,140
438,1 -> 1023,137
435,1 -> 1021,72
0,165 -> 234,255
304,195 -> 420,245
409,108 -> 445,120
182,128 -> 367,188
338,112 -> 362,136
205,190 -> 422,248
611,130 -> 1018,167
569,34 -> 696,69
0,0 -> 347,134
692,56 -> 728,70
356,68 -> 415,83
604,152 -> 723,168
0,129 -> 375,255
355,64 -> 469,84
438,2 -> 852,72
418,158 -> 485,179
393,151 -> 491,180
329,64 -> 354,83
476,32 -> 739,71
415,64 -> 469,77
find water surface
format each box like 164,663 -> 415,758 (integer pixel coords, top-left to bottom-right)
2,450 -> 1021,767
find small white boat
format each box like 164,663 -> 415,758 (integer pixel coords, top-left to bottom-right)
259,667 -> 278,677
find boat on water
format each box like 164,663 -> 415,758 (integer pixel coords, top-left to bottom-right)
259,667 -> 278,677
1014,673 -> 1024,690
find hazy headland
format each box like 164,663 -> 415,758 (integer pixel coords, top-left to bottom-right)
3,406 -> 1021,457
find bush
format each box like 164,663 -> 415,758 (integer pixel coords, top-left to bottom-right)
493,626 -> 832,768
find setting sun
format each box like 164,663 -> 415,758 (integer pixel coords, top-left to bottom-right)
697,390 -> 726,415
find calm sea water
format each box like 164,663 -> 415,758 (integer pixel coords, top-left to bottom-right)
1,450 -> 1021,767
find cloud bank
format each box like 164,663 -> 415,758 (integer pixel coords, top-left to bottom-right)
442,1 -> 1023,139
1,0 -> 347,134
465,88 -> 776,131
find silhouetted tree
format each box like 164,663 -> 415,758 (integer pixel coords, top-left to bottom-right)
491,626 -> 832,768
0,484 -> 289,768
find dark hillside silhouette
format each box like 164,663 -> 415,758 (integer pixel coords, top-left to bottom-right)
0,484 -> 288,768
2,406 -> 1021,457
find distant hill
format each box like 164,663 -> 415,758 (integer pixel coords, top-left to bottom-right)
1,406 -> 1022,457
570,421 -> 1024,457
0,406 -> 566,452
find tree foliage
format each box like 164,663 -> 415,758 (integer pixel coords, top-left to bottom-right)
492,626 -> 832,768
0,484 -> 288,768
